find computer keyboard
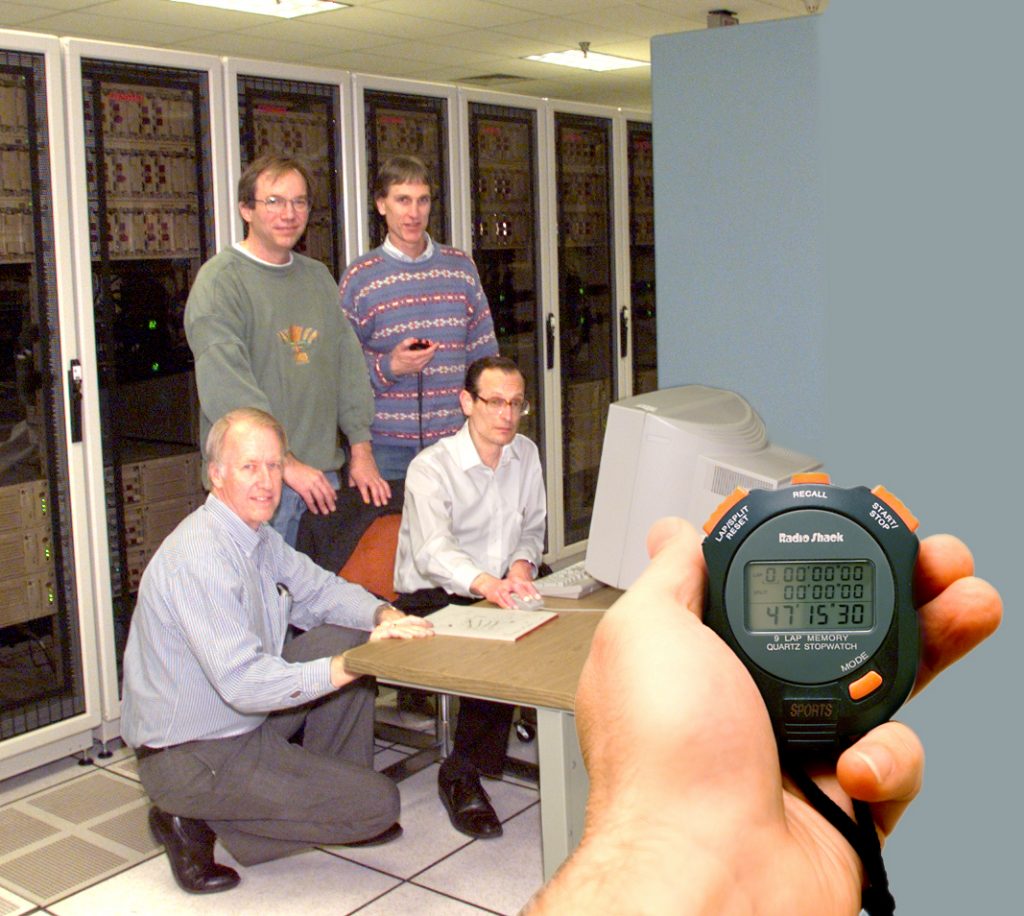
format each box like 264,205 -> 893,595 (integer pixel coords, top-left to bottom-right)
535,560 -> 604,599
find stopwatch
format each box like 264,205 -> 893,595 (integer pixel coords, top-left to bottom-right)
702,474 -> 920,755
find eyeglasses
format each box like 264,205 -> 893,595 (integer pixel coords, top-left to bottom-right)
253,196 -> 311,214
472,394 -> 531,416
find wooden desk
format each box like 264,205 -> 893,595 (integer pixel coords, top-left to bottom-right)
344,588 -> 619,880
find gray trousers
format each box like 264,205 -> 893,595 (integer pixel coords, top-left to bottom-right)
136,625 -> 398,866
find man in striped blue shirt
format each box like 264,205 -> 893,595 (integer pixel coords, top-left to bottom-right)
121,407 -> 431,894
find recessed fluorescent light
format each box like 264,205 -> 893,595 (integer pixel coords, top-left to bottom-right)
524,50 -> 648,72
168,0 -> 349,19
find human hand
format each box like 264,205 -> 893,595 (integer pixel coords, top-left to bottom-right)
368,614 -> 434,642
528,518 -> 1001,915
347,441 -> 391,506
507,559 -> 539,588
471,570 -> 541,609
389,337 -> 438,377
283,455 -> 336,515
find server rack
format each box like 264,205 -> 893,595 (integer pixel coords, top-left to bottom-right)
224,60 -> 354,275
63,40 -> 228,742
550,108 -> 618,547
626,118 -> 657,396
464,96 -> 544,444
0,30 -> 101,778
352,76 -> 460,255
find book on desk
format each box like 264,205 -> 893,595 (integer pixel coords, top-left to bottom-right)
424,604 -> 558,641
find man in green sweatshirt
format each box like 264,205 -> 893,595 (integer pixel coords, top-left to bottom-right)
185,154 -> 389,545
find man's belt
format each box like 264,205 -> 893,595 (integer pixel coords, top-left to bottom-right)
135,744 -> 171,761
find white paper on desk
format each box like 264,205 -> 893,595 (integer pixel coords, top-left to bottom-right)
425,605 -> 558,641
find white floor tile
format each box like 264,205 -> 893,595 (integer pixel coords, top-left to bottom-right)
415,805 -> 544,915
48,846 -> 401,916
329,763 -> 538,880
1,723 -> 552,916
356,882 -> 495,914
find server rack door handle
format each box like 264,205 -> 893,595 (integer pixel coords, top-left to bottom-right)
619,306 -> 630,357
545,314 -> 556,370
68,359 -> 84,443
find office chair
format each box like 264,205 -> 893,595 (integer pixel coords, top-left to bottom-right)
338,513 -> 401,602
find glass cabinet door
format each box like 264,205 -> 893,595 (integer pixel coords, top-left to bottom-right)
236,75 -> 343,277
0,47 -> 86,740
363,89 -> 450,248
467,101 -> 543,447
627,120 -> 657,396
80,58 -> 215,667
554,112 -> 616,545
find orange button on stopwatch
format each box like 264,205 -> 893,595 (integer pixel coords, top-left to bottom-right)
702,487 -> 749,536
791,472 -> 831,485
870,485 -> 919,532
848,670 -> 884,701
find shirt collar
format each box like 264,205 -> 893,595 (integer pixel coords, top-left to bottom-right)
205,492 -> 268,557
382,233 -> 434,263
232,241 -> 294,268
451,420 -> 520,472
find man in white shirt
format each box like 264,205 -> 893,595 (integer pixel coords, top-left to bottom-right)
394,356 -> 545,839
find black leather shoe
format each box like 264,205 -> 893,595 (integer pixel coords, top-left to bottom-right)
438,768 -> 502,839
148,806 -> 240,894
342,822 -> 403,847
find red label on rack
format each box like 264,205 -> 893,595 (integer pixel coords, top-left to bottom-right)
107,91 -> 145,103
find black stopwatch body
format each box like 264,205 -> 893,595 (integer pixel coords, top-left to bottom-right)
702,481 -> 920,757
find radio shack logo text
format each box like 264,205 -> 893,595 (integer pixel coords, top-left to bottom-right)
778,531 -> 845,543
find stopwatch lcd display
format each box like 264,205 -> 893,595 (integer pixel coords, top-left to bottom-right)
744,560 -> 874,631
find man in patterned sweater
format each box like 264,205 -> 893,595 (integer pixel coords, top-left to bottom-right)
340,155 -> 499,483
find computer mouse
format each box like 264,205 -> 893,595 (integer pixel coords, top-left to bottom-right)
509,593 -> 545,611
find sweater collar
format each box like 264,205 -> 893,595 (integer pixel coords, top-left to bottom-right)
232,241 -> 295,268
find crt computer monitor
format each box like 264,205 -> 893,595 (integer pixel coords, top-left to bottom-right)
584,385 -> 821,589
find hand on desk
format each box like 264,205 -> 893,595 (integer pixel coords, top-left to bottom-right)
370,615 -> 434,643
526,517 -> 1001,915
471,565 -> 542,610
333,614 -> 432,689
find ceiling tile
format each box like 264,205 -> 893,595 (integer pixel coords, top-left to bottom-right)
23,11 -> 211,45
369,0 -> 535,29
83,0 -> 263,30
238,20 -> 393,52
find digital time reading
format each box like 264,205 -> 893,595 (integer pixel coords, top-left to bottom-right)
702,475 -> 920,755
745,560 -> 874,631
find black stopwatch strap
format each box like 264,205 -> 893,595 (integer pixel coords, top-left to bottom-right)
783,758 -> 896,916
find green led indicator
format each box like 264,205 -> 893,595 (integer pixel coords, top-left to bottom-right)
148,319 -> 158,330
151,362 -> 160,373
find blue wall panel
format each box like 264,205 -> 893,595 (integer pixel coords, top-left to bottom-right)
652,3 -> 1019,910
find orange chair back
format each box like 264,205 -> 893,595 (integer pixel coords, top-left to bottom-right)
338,513 -> 401,602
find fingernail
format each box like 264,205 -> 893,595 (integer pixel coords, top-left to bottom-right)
854,747 -> 893,784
